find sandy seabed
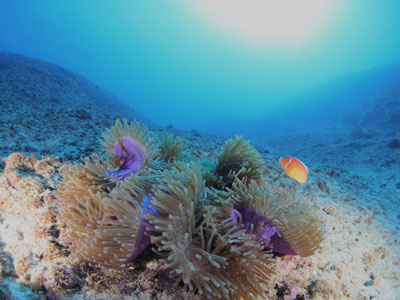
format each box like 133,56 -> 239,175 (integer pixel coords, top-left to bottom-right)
0,147 -> 399,300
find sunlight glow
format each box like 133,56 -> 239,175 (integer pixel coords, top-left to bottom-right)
188,0 -> 343,48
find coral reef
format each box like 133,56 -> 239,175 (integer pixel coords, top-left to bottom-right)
0,52 -> 151,161
3,120 -> 398,299
3,52 -> 400,299
0,153 -> 62,299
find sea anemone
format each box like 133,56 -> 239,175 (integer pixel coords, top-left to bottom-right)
203,204 -> 275,300
209,178 -> 324,257
55,121 -> 323,298
156,132 -> 188,163
98,179 -> 154,265
55,153 -> 114,265
199,159 -> 219,188
55,154 -> 115,200
145,163 -> 274,299
101,119 -> 159,180
214,136 -> 265,189
57,174 -> 152,267
146,163 -> 228,296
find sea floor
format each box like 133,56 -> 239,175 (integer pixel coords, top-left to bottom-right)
1,52 -> 399,299
1,130 -> 400,300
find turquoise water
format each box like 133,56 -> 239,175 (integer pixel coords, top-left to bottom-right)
0,0 -> 399,130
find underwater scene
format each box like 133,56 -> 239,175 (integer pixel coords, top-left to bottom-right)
0,1 -> 399,300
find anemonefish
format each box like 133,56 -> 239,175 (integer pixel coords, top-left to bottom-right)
279,156 -> 308,184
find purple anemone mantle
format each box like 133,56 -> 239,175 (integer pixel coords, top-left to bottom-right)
125,195 -> 160,263
232,206 -> 297,255
108,137 -> 146,180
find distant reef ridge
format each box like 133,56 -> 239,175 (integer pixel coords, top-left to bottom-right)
0,52 -> 152,160
200,62 -> 400,137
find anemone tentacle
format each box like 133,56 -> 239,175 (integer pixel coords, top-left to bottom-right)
55,122 -> 324,299
55,153 -> 115,201
214,136 -> 265,189
209,178 -> 324,257
145,163 -> 276,299
57,160 -> 154,267
156,132 -> 188,163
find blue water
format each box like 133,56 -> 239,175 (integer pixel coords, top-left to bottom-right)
1,1 -> 399,186
0,0 -> 399,131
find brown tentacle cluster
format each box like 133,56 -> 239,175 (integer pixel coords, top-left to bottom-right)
56,154 -> 115,196
56,119 -> 324,299
146,163 -> 276,299
209,178 -> 324,258
56,120 -> 161,267
213,135 -> 265,189
56,172 -> 145,267
156,132 -> 188,163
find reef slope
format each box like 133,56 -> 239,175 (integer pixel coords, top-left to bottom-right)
0,52 -> 150,161
1,54 -> 399,299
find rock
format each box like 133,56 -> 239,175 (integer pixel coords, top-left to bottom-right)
350,129 -> 373,139
306,279 -> 334,299
276,284 -> 303,300
388,138 -> 400,149
190,129 -> 200,137
323,207 -> 336,215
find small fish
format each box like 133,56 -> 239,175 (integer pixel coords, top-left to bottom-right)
279,156 -> 308,184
